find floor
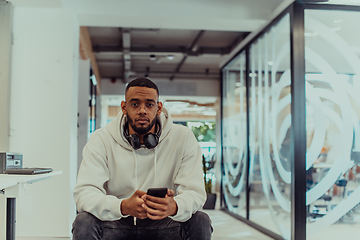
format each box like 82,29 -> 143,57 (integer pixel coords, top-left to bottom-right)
205,196 -> 360,240
203,209 -> 274,240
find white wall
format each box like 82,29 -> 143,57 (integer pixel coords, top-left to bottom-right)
0,2 -> 13,239
9,6 -> 79,238
0,1 -> 12,153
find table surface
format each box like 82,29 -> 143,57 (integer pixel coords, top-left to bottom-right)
0,171 -> 62,189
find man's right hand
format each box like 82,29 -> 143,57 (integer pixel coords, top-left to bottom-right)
121,190 -> 147,219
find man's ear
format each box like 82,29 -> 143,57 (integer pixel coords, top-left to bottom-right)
121,101 -> 127,115
157,102 -> 163,115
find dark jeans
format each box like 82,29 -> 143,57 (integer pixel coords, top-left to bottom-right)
72,211 -> 212,240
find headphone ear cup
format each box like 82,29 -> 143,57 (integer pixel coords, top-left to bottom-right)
129,134 -> 141,150
143,133 -> 159,149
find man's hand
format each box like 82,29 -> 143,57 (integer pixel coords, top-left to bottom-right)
121,190 -> 147,219
142,189 -> 178,220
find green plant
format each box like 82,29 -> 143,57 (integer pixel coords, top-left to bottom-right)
202,154 -> 212,194
189,122 -> 215,142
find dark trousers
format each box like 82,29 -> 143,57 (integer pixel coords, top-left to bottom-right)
72,211 -> 213,240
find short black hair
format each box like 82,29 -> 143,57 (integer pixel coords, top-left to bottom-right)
125,77 -> 159,96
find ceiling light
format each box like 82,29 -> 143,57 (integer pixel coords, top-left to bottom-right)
268,61 -> 273,66
203,111 -> 216,116
332,19 -> 343,24
304,32 -> 312,37
149,54 -> 156,61
167,55 -> 174,60
249,73 -> 257,77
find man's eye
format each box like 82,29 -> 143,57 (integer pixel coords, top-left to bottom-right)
131,103 -> 138,107
146,103 -> 154,107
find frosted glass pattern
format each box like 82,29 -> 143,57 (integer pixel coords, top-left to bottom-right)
247,14 -> 292,239
222,52 -> 247,217
305,10 -> 360,239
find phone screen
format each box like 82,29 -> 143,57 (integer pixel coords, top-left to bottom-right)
147,187 -> 167,198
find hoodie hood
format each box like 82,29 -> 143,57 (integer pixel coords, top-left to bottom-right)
106,107 -> 173,150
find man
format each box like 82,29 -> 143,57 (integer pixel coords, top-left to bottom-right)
72,77 -> 212,240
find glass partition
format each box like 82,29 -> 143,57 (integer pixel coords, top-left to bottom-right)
221,3 -> 360,240
304,9 -> 360,239
222,52 -> 247,217
247,14 -> 292,239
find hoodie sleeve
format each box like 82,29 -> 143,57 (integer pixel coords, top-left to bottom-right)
73,130 -> 129,221
169,128 -> 207,222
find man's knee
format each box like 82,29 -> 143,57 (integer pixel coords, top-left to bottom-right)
72,212 -> 102,239
189,211 -> 212,226
181,211 -> 212,239
73,212 -> 99,228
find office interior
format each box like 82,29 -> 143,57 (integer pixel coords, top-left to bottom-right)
1,0 -> 360,239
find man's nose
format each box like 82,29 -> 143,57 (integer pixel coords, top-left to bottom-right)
138,105 -> 147,113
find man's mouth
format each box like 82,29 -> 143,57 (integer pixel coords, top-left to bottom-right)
136,118 -> 149,124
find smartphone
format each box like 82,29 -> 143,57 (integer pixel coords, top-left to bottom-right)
146,187 -> 168,198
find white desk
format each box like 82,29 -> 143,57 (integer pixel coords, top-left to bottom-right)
0,171 -> 62,240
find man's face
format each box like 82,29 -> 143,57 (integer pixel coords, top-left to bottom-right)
121,86 -> 162,136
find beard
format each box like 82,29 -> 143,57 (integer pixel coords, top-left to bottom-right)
128,115 -> 157,135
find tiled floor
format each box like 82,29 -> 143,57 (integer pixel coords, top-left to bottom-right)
203,209 -> 274,240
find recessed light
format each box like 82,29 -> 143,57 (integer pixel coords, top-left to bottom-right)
167,55 -> 174,60
149,54 -> 156,61
268,61 -> 273,66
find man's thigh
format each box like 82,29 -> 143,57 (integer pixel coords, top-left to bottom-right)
102,217 -> 181,240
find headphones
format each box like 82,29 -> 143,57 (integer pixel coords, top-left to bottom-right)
123,120 -> 161,150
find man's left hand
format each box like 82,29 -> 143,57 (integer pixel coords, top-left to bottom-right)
142,189 -> 178,220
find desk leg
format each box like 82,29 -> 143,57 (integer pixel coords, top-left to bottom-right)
6,198 -> 15,240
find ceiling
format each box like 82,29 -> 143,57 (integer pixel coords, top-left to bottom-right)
89,27 -> 249,82
71,0 -> 288,86
82,0 -> 360,84
9,0 -> 291,85
74,0 -> 287,120
9,0 -> 290,120
14,0 -> 360,120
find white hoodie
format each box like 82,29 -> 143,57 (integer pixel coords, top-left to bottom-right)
73,108 -> 206,222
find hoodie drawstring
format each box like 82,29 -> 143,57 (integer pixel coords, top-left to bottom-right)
132,150 -> 138,189
154,148 -> 157,187
132,150 -> 138,225
131,148 -> 157,226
